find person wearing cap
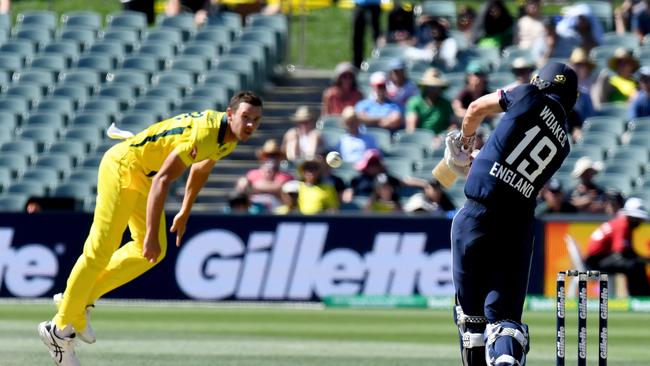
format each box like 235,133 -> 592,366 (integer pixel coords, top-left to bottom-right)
321,62 -> 364,116
629,65 -> 650,119
354,71 -> 403,132
336,106 -> 378,164
242,139 -> 294,210
344,148 -> 400,202
405,68 -> 454,136
586,197 -> 650,296
296,157 -> 339,214
282,105 -> 325,162
592,47 -> 640,108
504,57 -> 536,90
363,172 -> 402,213
447,62 -> 578,365
274,180 -> 301,214
535,177 -> 577,216
386,59 -> 418,109
569,156 -> 606,213
568,48 -> 596,134
452,60 -> 491,121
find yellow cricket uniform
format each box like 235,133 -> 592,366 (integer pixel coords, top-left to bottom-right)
297,182 -> 339,214
54,110 -> 236,332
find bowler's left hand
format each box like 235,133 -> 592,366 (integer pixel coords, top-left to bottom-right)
142,235 -> 161,263
170,211 -> 189,247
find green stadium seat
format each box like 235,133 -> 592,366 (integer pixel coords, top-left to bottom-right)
51,84 -> 89,108
95,140 -> 117,154
0,53 -> 24,74
122,55 -> 159,78
152,70 -> 193,96
627,131 -> 650,148
0,139 -> 38,161
0,195 -> 28,212
602,32 -> 638,49
247,14 -> 287,57
316,115 -> 342,130
0,152 -> 29,178
579,131 -> 619,151
136,41 -> 176,69
0,96 -> 29,123
7,181 -> 46,196
88,41 -> 126,68
320,129 -> 345,150
98,85 -> 136,110
18,126 -> 58,152
158,14 -> 195,41
200,70 -> 242,95
362,57 -> 396,74
63,127 -> 102,151
191,85 -> 229,110
82,97 -> 120,121
81,154 -> 103,168
568,144 -> 605,161
595,173 -> 634,195
22,167 -> 59,191
170,55 -> 207,81
17,11 -> 57,31
70,112 -> 110,130
59,69 -> 102,89
131,97 -> 171,120
76,55 -> 114,78
15,27 -> 52,51
53,182 -> 94,202
106,11 -> 147,34
214,55 -> 256,90
394,129 -> 435,149
206,12 -> 242,30
383,156 -> 414,178
68,168 -> 99,187
611,145 -> 650,165
0,13 -> 10,31
5,84 -> 42,105
99,28 -> 139,52
597,103 -> 628,119
239,28 -> 278,64
0,111 -> 17,131
627,117 -> 650,133
0,167 -> 10,193
194,27 -> 232,48
25,113 -> 65,132
176,98 -> 215,114
59,28 -> 96,52
14,69 -> 56,92
366,127 -> 392,152
61,11 -> 102,31
583,116 -> 626,135
36,97 -> 75,123
590,45 -> 619,68
603,159 -> 642,177
144,28 -> 183,48
0,40 -> 36,65
145,85 -> 182,103
386,142 -> 424,160
373,44 -> 408,59
49,140 -> 88,163
228,42 -> 267,78
119,112 -> 156,133
34,153 -> 74,178
182,41 -> 219,60
106,70 -> 149,96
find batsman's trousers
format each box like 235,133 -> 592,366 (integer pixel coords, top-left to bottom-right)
53,143 -> 167,332
451,199 -> 534,322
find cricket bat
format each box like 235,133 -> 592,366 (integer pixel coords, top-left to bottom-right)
432,159 -> 458,188
432,150 -> 480,189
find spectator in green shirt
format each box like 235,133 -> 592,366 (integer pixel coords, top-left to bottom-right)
405,68 -> 455,135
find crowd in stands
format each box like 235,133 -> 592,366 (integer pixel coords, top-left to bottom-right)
229,0 -> 650,217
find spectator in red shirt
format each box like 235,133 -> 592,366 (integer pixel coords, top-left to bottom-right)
586,197 -> 650,296
241,139 -> 294,210
321,62 -> 364,116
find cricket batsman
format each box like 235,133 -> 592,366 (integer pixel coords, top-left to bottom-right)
444,63 -> 578,365
38,91 -> 263,366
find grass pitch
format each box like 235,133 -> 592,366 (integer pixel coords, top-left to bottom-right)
1,300 -> 650,366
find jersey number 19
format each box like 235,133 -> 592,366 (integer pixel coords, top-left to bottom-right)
505,125 -> 557,182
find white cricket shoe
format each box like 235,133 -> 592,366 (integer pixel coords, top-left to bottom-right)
38,321 -> 81,366
53,293 -> 96,344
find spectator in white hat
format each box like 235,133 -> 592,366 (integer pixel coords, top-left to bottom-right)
569,156 -> 606,213
274,180 -> 301,215
322,62 -> 364,116
586,197 -> 650,296
354,71 -> 403,132
282,106 -> 325,162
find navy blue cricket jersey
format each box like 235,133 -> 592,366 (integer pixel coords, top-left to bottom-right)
464,84 -> 571,212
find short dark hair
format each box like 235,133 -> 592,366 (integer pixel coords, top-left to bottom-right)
229,91 -> 263,111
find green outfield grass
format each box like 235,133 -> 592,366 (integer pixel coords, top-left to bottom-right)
1,301 -> 649,365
